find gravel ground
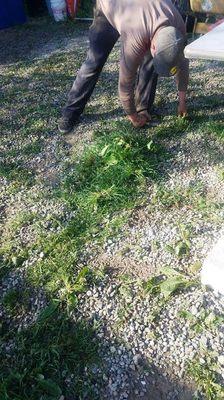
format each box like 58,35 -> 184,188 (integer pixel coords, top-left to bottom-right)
0,18 -> 224,399
75,279 -> 224,399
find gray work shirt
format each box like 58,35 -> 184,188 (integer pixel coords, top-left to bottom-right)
97,0 -> 189,114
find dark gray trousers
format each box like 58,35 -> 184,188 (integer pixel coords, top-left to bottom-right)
63,8 -> 158,121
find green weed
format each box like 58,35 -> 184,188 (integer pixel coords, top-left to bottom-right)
165,224 -> 192,259
3,288 -> 30,316
0,303 -> 98,400
179,309 -> 224,335
144,266 -> 197,305
151,182 -> 205,210
25,121 -> 161,293
0,162 -> 34,186
188,358 -> 224,400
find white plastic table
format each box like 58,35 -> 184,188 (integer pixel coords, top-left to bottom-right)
184,21 -> 224,61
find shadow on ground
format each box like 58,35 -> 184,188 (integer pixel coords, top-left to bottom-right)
0,275 -> 196,399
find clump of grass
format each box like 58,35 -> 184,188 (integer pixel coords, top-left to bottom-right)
0,303 -> 98,400
203,121 -> 224,140
153,116 -> 189,138
27,120 -> 162,293
0,211 -> 36,276
0,162 -> 34,186
3,288 -> 30,316
65,122 -> 159,208
151,182 -> 205,209
188,358 -> 224,400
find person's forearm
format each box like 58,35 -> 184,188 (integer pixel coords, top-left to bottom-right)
178,90 -> 187,116
119,92 -> 136,115
178,90 -> 186,105
175,58 -> 189,93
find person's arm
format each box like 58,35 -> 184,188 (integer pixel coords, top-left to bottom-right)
119,33 -> 148,127
176,57 -> 189,116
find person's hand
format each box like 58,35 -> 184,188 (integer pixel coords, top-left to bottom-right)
128,112 -> 148,128
138,110 -> 152,122
177,102 -> 188,117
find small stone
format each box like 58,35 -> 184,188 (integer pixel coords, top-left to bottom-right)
200,336 -> 209,348
110,346 -> 116,354
133,354 -> 143,366
218,355 -> 224,366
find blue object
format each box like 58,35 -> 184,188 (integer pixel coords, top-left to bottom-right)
0,0 -> 27,30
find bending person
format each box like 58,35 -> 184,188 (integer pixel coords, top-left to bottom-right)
59,0 -> 189,133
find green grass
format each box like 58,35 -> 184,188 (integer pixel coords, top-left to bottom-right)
188,358 -> 224,400
0,211 -> 37,275
0,303 -> 98,400
0,119 -> 165,399
2,288 -> 30,316
0,162 -> 34,186
26,120 -> 162,293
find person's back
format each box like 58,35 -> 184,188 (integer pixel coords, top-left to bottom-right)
97,0 -> 186,38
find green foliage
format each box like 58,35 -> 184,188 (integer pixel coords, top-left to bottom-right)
3,288 -> 30,315
188,359 -> 224,400
0,162 -> 34,186
0,304 -> 98,400
165,224 -> 192,259
145,266 -> 197,300
25,121 -> 160,293
179,309 -> 224,334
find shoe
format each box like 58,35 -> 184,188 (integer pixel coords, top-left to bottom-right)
58,117 -> 76,134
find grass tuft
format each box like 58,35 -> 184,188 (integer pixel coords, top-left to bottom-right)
188,358 -> 224,400
26,120 -> 162,293
0,304 -> 98,400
